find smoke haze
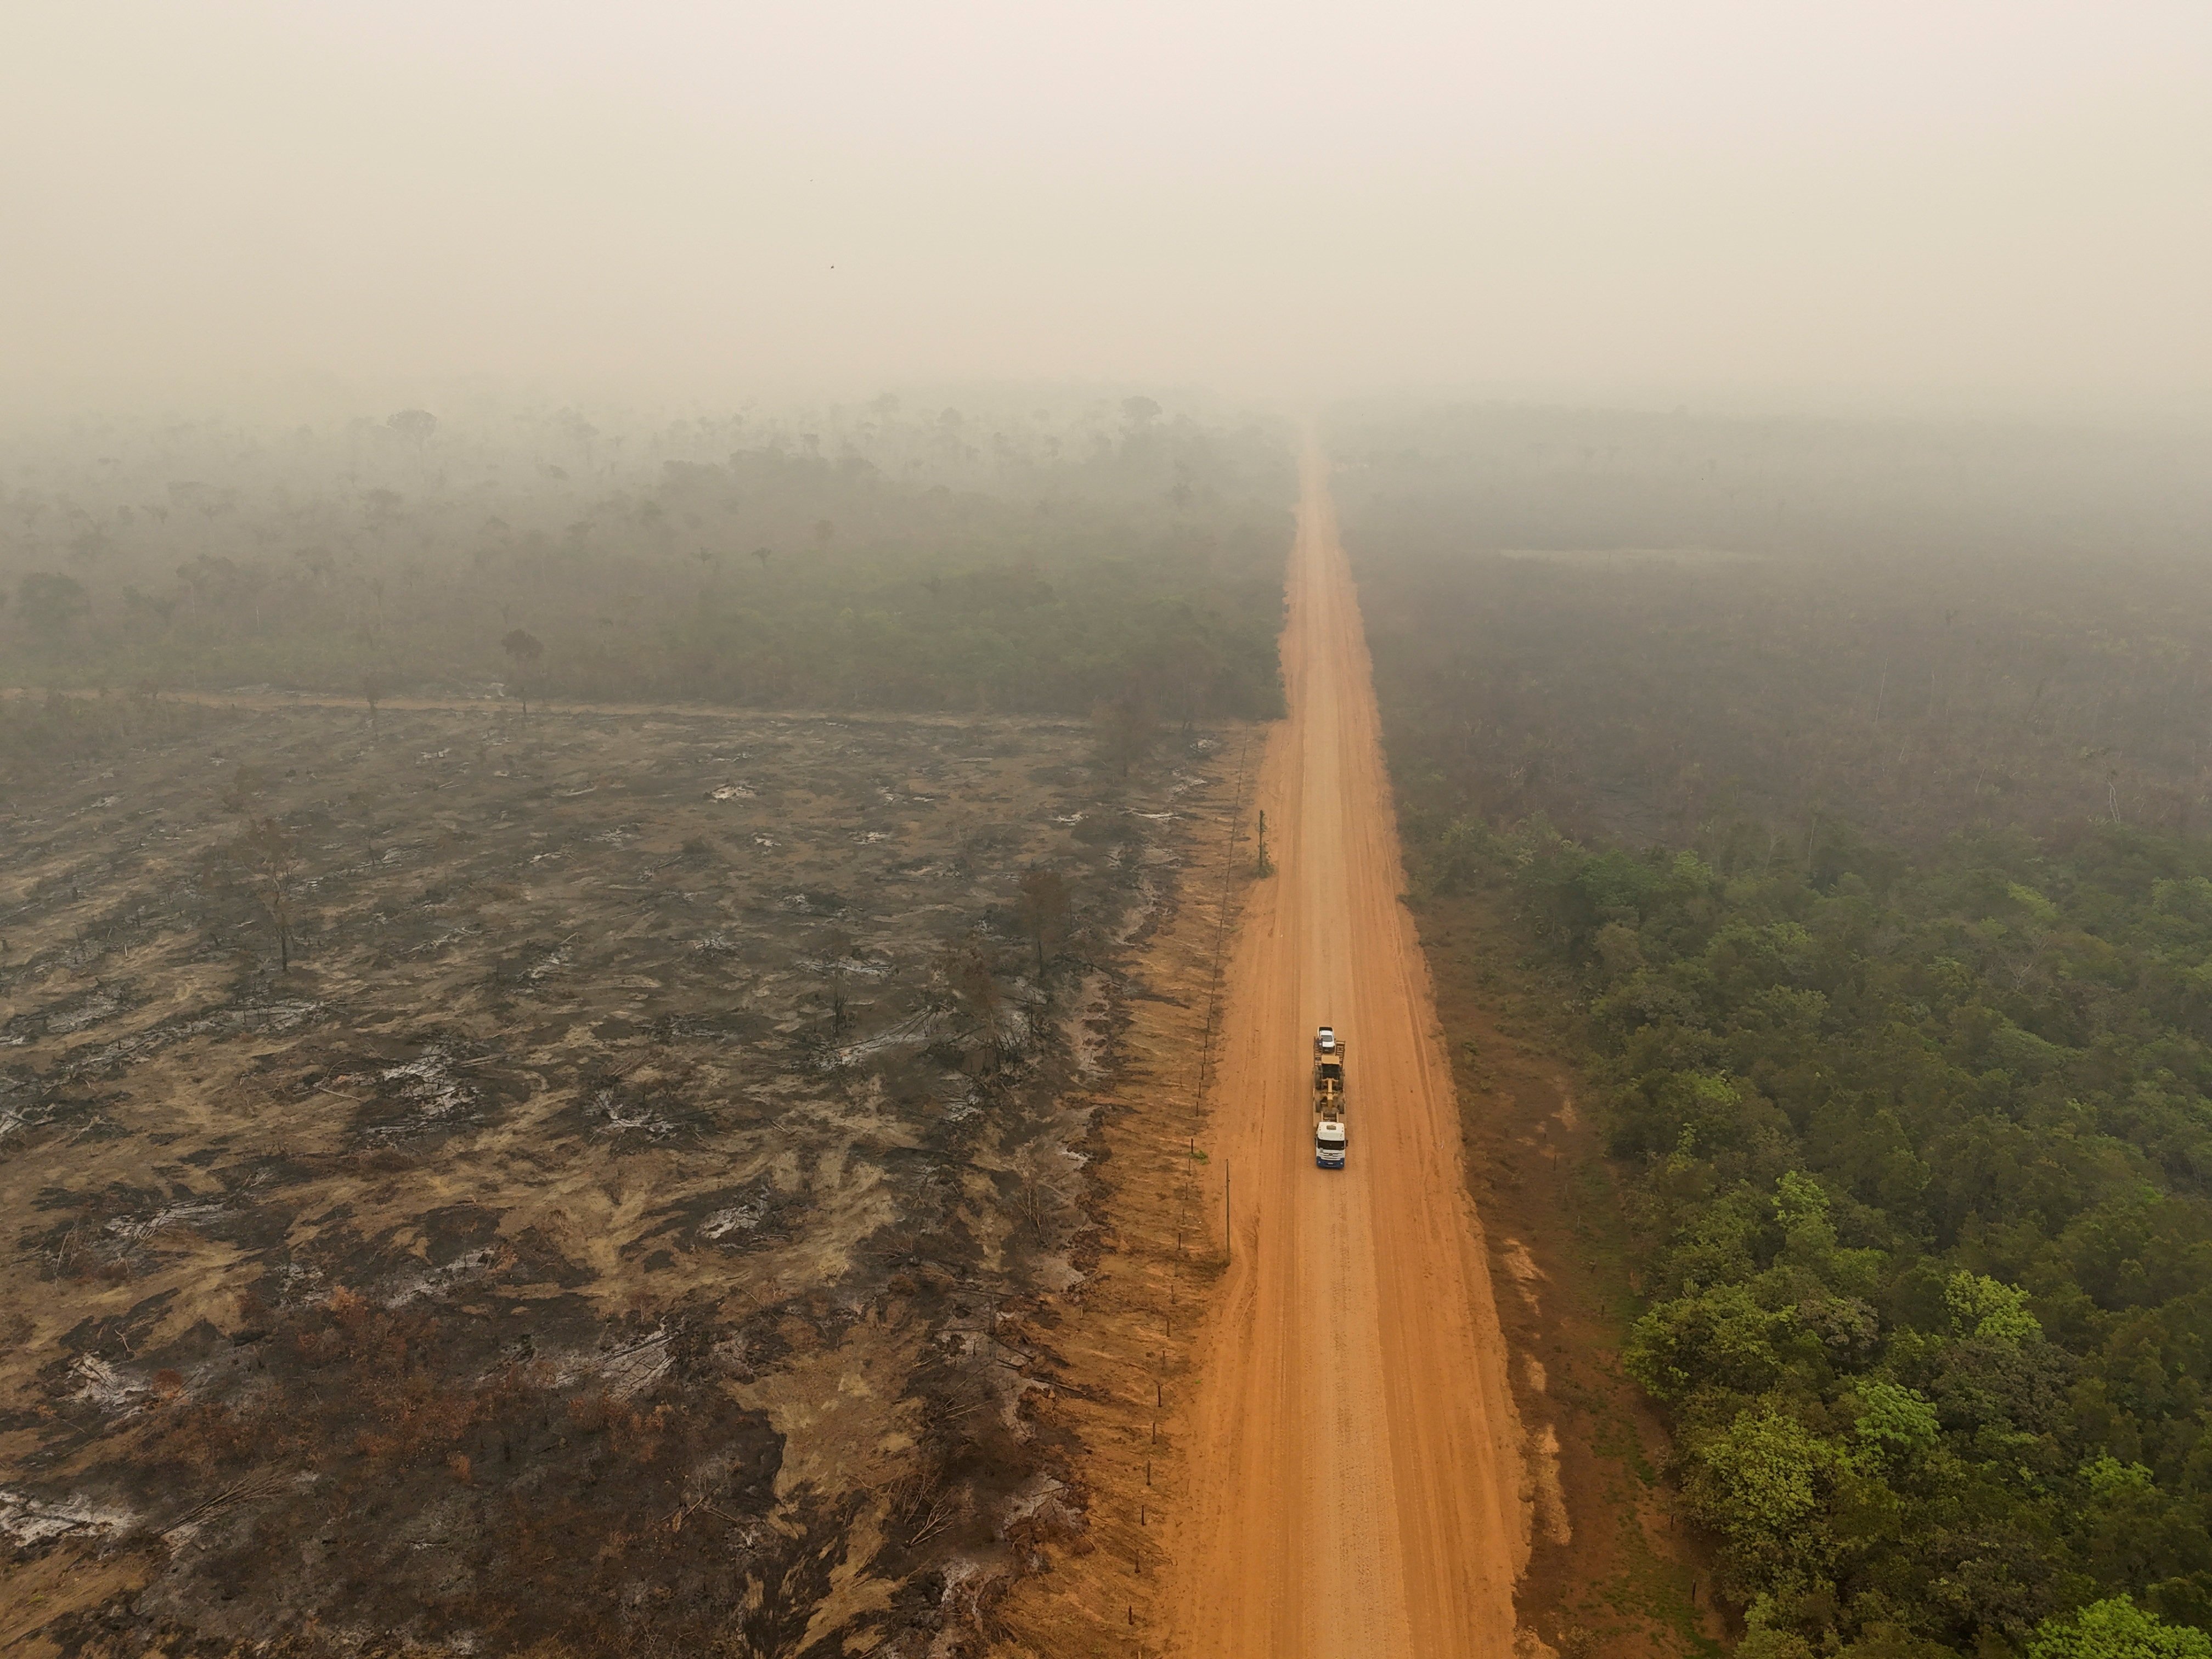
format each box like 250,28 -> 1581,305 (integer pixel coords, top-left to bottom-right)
5,2 -> 2209,415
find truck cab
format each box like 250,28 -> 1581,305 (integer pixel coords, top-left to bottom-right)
1315,1025 -> 1339,1057
1315,1113 -> 1347,1169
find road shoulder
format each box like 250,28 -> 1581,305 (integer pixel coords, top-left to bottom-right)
986,736 -> 1257,1658
1415,886 -> 1724,1659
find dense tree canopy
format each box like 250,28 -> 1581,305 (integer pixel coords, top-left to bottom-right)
1344,404 -> 2212,1657
1460,817 -> 2212,1654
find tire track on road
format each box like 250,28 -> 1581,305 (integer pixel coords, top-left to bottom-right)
1163,447 -> 1527,1658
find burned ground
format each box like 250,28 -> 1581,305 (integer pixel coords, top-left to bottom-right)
0,699 -> 1238,1656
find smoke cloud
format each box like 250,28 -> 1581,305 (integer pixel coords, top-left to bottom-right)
5,2 -> 2207,414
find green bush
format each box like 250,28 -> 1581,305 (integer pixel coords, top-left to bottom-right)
2029,1598 -> 2212,1659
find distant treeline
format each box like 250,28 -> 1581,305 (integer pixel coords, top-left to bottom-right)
1340,408 -> 2212,853
1334,400 -> 2209,569
0,399 -> 1293,723
1345,405 -> 2212,1658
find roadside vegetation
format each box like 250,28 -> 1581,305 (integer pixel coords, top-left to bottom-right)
1341,404 -> 2212,1659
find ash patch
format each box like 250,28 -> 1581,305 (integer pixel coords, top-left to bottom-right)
0,1486 -> 138,1547
333,1040 -> 523,1147
578,1082 -> 688,1142
623,1182 -> 805,1257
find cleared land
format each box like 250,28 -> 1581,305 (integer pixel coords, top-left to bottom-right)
0,697 -> 1241,1656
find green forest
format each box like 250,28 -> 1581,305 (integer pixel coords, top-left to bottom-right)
0,396 -> 1290,740
1343,405 -> 2212,1658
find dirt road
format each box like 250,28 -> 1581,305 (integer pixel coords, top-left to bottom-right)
1162,452 -> 1526,1656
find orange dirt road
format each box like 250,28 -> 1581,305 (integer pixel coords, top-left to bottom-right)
1162,452 -> 1526,1657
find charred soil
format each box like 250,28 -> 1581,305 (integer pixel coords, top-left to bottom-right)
0,699 -> 1246,1656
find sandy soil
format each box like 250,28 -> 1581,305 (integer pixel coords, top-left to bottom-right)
986,739 -> 1255,1658
1159,454 -> 1527,1657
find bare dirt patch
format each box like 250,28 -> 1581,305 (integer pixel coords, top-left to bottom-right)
0,699 -> 1245,1656
987,740 -> 1253,1658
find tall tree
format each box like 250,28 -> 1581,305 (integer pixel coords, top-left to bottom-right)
1015,867 -> 1071,978
501,628 -> 543,719
386,408 -> 437,448
360,670 -> 393,739
1092,693 -> 1158,780
16,572 -> 90,633
238,816 -> 300,971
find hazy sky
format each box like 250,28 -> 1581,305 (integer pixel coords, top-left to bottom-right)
6,2 -> 2209,414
